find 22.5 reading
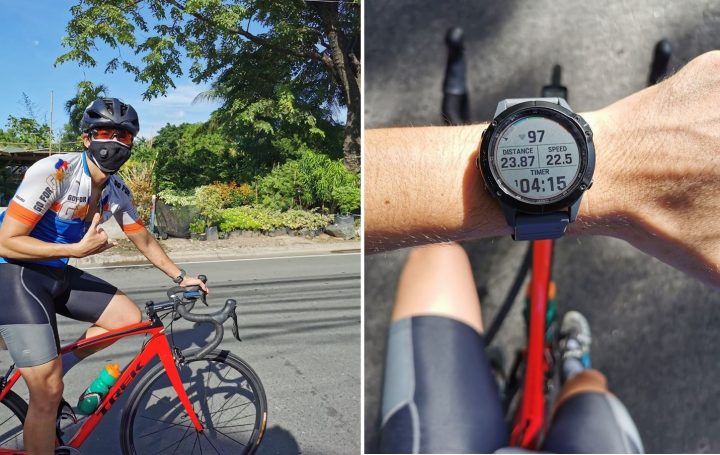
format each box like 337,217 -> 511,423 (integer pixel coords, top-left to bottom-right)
514,176 -> 567,194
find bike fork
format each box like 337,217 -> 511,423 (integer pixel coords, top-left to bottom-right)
156,336 -> 204,432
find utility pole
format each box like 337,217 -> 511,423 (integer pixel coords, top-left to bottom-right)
49,91 -> 54,154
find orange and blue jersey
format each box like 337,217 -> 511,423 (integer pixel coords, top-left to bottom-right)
0,152 -> 144,267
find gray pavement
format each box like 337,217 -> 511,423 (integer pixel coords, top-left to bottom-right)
364,1 -> 720,453
0,252 -> 360,454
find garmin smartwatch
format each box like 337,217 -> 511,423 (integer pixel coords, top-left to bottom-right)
173,268 -> 187,284
477,98 -> 595,241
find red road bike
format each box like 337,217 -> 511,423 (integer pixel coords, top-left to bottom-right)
0,276 -> 267,454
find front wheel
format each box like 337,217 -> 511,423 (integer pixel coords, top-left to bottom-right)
0,390 -> 27,450
120,350 -> 267,454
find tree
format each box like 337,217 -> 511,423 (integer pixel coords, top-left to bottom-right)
57,0 -> 360,170
64,81 -> 109,138
0,116 -> 50,150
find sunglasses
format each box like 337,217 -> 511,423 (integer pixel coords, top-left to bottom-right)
91,128 -> 134,145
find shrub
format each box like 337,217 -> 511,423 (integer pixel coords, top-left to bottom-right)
280,209 -> 332,230
157,188 -> 197,207
219,207 -> 272,232
218,206 -> 331,232
189,217 -> 206,235
119,161 -> 154,222
332,183 -> 361,214
256,151 -> 360,213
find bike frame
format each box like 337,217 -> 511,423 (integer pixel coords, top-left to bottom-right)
0,317 -> 205,453
509,239 -> 554,449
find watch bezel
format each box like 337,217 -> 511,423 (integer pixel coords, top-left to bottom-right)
478,100 -> 595,215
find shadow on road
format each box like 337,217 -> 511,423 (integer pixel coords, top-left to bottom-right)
256,425 -> 301,454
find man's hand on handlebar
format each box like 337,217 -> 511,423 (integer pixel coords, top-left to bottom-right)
179,275 -> 209,294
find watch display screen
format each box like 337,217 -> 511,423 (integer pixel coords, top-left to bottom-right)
490,116 -> 580,203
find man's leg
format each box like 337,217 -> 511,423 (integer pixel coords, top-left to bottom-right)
58,267 -> 142,369
379,243 -> 508,454
19,359 -> 64,454
0,263 -> 69,452
542,312 -> 644,453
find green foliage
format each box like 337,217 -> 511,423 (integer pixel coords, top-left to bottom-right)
189,217 -> 206,235
256,160 -> 306,211
219,207 -> 266,232
151,122 -> 264,191
118,160 -> 154,222
157,188 -> 196,207
256,150 -> 359,212
64,81 -> 109,139
218,206 -> 330,232
57,0 -> 360,169
195,184 -> 226,226
332,185 -> 361,214
280,209 -> 332,230
0,116 -> 50,149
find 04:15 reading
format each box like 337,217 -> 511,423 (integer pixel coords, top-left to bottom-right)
513,176 -> 568,194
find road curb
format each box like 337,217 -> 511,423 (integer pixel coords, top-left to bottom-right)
69,240 -> 361,268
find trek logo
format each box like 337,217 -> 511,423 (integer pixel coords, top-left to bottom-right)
32,186 -> 53,213
97,360 -> 144,415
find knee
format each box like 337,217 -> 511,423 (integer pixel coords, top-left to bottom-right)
29,376 -> 64,410
127,304 -> 142,324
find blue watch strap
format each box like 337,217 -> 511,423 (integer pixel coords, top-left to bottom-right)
513,212 -> 570,241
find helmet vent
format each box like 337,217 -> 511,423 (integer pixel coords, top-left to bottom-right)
120,104 -> 128,116
104,100 -> 114,114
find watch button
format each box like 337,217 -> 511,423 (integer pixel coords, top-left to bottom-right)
586,180 -> 594,191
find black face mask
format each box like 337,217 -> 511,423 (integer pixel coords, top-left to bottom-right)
87,140 -> 132,174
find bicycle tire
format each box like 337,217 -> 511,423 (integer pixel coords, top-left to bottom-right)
0,390 -> 27,450
120,350 -> 267,455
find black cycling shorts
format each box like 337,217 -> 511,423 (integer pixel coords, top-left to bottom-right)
378,315 -> 644,454
0,262 -> 117,368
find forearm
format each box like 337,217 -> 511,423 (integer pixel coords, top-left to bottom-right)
365,111 -> 619,252
129,230 -> 181,280
0,235 -> 79,260
365,123 -> 506,251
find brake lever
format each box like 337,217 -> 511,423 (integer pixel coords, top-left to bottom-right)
230,308 -> 242,342
199,274 -> 209,306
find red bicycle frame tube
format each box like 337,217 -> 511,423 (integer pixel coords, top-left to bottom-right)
0,320 -> 204,452
510,239 -> 553,449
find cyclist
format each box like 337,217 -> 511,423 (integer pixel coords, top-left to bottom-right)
0,98 -> 208,454
366,51 -> 720,453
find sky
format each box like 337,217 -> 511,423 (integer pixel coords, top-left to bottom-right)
0,2 -> 221,139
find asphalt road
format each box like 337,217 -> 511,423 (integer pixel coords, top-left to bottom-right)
0,252 -> 361,454
364,1 -> 720,453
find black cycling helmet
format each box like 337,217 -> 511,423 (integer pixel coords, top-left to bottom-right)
80,97 -> 140,136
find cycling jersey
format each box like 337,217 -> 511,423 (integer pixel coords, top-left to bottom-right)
0,151 -> 144,267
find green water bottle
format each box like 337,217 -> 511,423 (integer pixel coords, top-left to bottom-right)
77,363 -> 121,414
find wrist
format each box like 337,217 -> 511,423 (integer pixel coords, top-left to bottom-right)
569,108 -> 627,236
67,243 -> 82,258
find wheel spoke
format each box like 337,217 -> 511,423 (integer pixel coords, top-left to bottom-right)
127,357 -> 265,454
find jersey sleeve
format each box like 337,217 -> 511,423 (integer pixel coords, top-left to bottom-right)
6,157 -> 62,227
110,176 -> 146,234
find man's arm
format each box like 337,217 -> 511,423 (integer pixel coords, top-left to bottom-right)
125,227 -> 209,292
366,51 -> 720,287
365,113 -> 614,249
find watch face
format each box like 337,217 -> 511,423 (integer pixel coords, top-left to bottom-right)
489,115 -> 582,204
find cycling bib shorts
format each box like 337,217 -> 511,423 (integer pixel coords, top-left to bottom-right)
379,315 -> 644,453
0,261 -> 116,368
